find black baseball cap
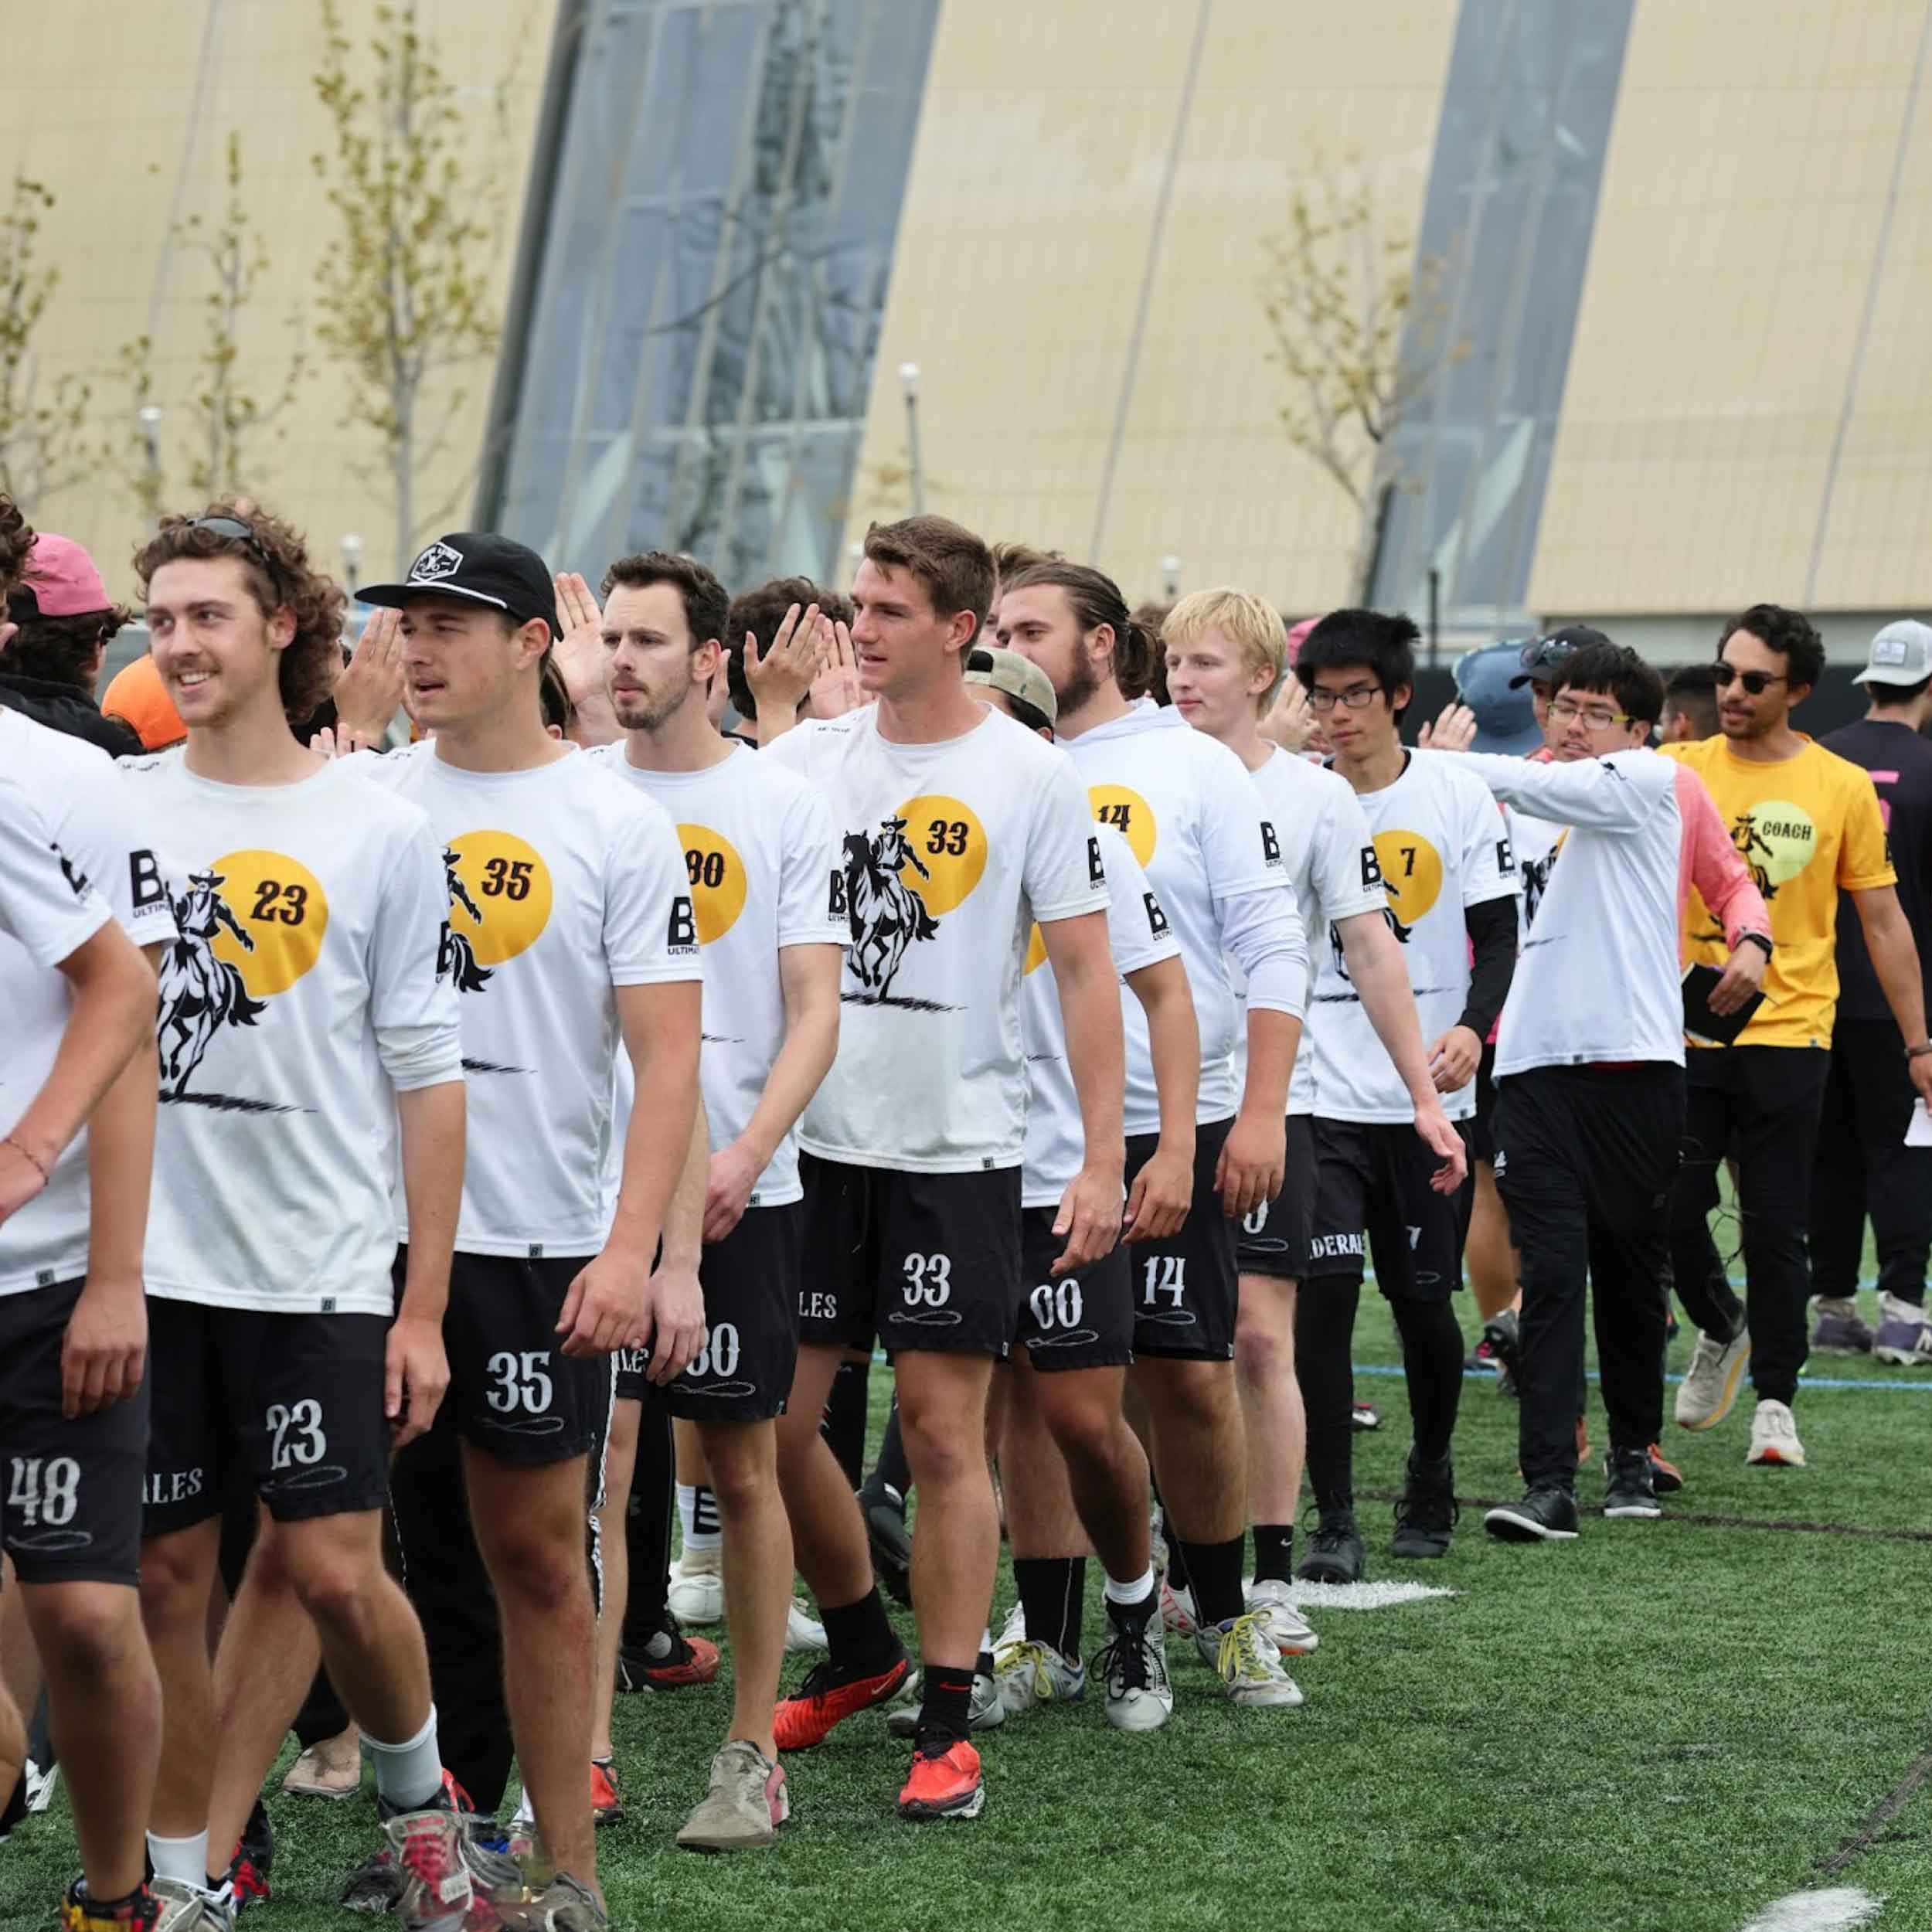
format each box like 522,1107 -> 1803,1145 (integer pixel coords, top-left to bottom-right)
1509,623 -> 1611,689
357,532 -> 562,642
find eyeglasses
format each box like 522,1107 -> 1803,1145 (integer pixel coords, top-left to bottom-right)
1307,684 -> 1383,713
1548,696 -> 1632,730
186,515 -> 279,583
1711,663 -> 1788,696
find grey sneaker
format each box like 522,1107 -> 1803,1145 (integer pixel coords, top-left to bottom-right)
148,1880 -> 234,1932
1197,1611 -> 1304,1708
383,1809 -> 475,1932
675,1740 -> 789,1853
1674,1321 -> 1750,1430
886,1670 -> 1001,1738
507,1872 -> 607,1930
1810,1297 -> 1875,1355
1244,1578 -> 1318,1655
1872,1293 -> 1932,1366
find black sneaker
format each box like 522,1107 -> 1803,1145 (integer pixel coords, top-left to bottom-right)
859,1481 -> 913,1605
1603,1447 -> 1662,1519
1482,1309 -> 1522,1397
1294,1509 -> 1366,1583
1483,1485 -> 1580,1543
1390,1451 -> 1458,1559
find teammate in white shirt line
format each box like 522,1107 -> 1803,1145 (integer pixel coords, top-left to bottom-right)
998,561 -> 1310,1702
0,741 -> 175,1932
123,508 -> 471,1930
1163,590 -> 1464,1607
760,516 -> 1124,1819
585,549 -> 844,1849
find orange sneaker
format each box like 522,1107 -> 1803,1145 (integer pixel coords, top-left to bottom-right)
590,1757 -> 626,1825
897,1736 -> 985,1821
1646,1443 -> 1684,1494
618,1624 -> 720,1691
773,1653 -> 912,1751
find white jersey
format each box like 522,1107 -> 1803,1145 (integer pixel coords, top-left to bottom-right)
763,702 -> 1109,1173
1238,745 -> 1388,1116
1304,750 -> 1515,1124
1022,824 -> 1180,1207
1447,750 -> 1687,1076
360,742 -> 700,1257
587,740 -> 845,1210
0,714 -> 178,1296
119,751 -> 459,1315
1061,701 -> 1295,1134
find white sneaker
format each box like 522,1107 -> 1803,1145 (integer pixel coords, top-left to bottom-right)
1746,1398 -> 1807,1468
1196,1612 -> 1303,1708
1244,1578 -> 1318,1656
1158,1573 -> 1198,1641
148,1879 -> 234,1932
784,1596 -> 827,1652
994,1600 -> 1026,1651
885,1669 -> 1004,1737
24,1758 -> 56,1812
667,1549 -> 724,1625
1872,1292 -> 1932,1366
1674,1323 -> 1751,1430
1094,1609 -> 1172,1733
992,1638 -> 1086,1718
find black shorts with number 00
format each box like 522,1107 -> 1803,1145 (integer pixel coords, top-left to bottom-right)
1010,1206 -> 1133,1371
797,1154 -> 1022,1358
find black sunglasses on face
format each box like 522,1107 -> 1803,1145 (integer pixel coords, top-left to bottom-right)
1712,663 -> 1788,696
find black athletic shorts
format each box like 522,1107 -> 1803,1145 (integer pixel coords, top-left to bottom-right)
797,1154 -> 1022,1358
1235,1113 -> 1317,1281
145,1296 -> 391,1538
1125,1116 -> 1237,1360
412,1249 -> 614,1468
0,1280 -> 150,1584
1471,1041 -> 1502,1167
663,1202 -> 801,1422
1306,1116 -> 1475,1302
1010,1206 -> 1134,1372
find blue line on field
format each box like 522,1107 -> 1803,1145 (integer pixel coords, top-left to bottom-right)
1353,1362 -> 1932,1393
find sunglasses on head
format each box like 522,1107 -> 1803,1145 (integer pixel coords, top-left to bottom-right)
186,514 -> 280,583
1711,663 -> 1788,696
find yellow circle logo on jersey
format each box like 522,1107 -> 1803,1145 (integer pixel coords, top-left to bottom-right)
1733,801 -> 1816,890
206,850 -> 330,998
1373,829 -> 1444,927
1024,924 -> 1047,975
445,831 -> 554,967
678,823 -> 748,945
890,794 -> 988,915
1088,784 -> 1157,869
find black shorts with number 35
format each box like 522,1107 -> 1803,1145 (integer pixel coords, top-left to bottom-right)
797,1154 -> 1022,1358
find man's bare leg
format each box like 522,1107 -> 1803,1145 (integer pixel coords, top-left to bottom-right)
895,1352 -> 998,1670
1130,1356 -> 1246,1626
592,1397 -> 641,1763
697,1420 -> 789,1759
26,1579 -> 163,1903
1236,1275 -> 1304,1573
137,1519 -> 223,1842
465,1449 -> 599,1896
1467,1162 -> 1519,1324
774,1344 -> 872,1611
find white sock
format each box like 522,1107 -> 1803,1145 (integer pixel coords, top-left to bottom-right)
148,1828 -> 210,1889
364,1706 -> 444,1812
678,1482 -> 722,1554
1105,1565 -> 1156,1607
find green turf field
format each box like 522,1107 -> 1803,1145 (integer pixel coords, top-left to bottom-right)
5,1287 -> 1929,1932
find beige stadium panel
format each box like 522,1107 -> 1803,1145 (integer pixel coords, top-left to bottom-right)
1531,0 -> 1932,619
846,0 -> 1458,609
0,0 -> 552,592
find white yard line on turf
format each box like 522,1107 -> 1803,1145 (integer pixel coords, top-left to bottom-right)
1739,1887 -> 1882,1932
1281,1581 -> 1454,1612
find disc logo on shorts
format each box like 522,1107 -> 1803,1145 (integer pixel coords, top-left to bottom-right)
677,823 -> 749,945
1088,784 -> 1157,868
1729,801 -> 1816,901
838,794 -> 985,1009
444,832 -> 555,978
155,850 -> 328,1111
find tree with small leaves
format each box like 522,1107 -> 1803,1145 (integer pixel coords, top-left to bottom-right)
1260,154 -> 1468,600
0,176 -> 93,505
311,0 -> 510,572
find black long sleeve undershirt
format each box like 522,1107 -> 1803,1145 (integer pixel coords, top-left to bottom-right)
1458,892 -> 1520,1041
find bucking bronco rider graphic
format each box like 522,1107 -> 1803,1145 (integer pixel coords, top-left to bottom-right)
156,871 -> 267,1095
441,845 -> 493,992
842,815 -> 940,1000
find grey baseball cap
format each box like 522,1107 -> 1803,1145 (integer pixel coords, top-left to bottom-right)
1454,641 -> 1543,756
1853,618 -> 1932,689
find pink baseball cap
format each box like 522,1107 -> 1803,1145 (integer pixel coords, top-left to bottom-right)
12,532 -> 113,617
1284,616 -> 1320,667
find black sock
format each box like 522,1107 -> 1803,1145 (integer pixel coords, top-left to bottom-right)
1174,1532 -> 1245,1627
1161,1502 -> 1191,1591
1013,1556 -> 1086,1662
819,1587 -> 901,1674
1295,1277 -> 1361,1512
975,1645 -> 995,1678
920,1665 -> 975,1745
820,1359 -> 870,1489
621,1392 -> 674,1647
1391,1296 -> 1466,1464
1252,1524 -> 1294,1585
1106,1578 -> 1156,1627
865,1394 -> 912,1500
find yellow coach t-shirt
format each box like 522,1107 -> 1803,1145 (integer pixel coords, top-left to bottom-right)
1662,736 -> 1894,1047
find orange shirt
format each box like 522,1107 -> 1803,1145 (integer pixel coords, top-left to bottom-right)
1662,735 -> 1894,1047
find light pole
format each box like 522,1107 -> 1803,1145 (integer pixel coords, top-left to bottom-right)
899,361 -> 924,515
341,532 -> 365,595
1160,553 -> 1182,599
138,406 -> 163,505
